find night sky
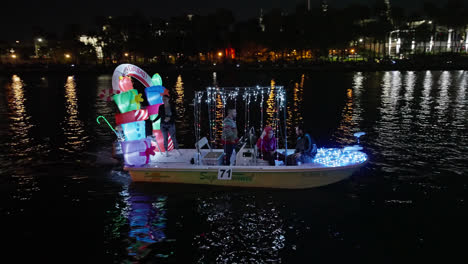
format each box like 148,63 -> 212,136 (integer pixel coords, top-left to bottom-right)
2,0 -> 435,41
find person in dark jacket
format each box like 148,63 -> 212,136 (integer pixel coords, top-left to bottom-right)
286,124 -> 317,165
153,95 -> 180,156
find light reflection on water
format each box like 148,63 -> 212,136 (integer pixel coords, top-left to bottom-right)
266,79 -> 277,127
62,76 -> 87,152
287,74 -> 304,131
4,75 -> 39,201
174,75 -> 189,135
6,75 -> 33,152
436,71 -> 451,121
194,194 -> 286,263
454,71 -> 467,126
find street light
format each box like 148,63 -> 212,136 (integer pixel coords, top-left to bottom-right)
65,54 -> 71,59
124,53 -> 129,57
218,52 -> 223,57
11,54 -> 17,59
37,38 -> 43,42
359,38 -> 363,43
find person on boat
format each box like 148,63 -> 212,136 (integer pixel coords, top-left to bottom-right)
256,126 -> 282,165
222,107 -> 239,165
153,94 -> 181,156
286,124 -> 317,165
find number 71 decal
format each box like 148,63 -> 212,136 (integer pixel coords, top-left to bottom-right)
217,168 -> 232,180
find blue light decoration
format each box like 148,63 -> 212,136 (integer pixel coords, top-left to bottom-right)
313,147 -> 367,167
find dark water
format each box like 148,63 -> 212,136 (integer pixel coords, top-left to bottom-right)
1,70 -> 467,263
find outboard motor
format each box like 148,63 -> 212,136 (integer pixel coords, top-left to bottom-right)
343,132 -> 366,152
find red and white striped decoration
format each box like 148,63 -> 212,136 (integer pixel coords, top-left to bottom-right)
167,135 -> 174,151
134,109 -> 148,121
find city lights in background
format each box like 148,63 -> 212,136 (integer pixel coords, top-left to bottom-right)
65,54 -> 71,59
124,53 -> 129,57
217,52 -> 223,57
37,38 -> 43,42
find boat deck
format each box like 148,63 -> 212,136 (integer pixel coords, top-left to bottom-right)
136,148 -> 358,170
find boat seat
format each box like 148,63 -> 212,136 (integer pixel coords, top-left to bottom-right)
194,137 -> 213,164
195,137 -> 212,151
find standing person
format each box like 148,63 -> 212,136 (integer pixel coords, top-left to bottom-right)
286,124 -> 317,165
153,95 -> 181,156
222,108 -> 239,165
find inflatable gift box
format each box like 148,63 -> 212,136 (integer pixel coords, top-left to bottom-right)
121,121 -> 146,141
113,89 -> 141,113
145,86 -> 165,106
115,109 -> 149,125
146,104 -> 161,116
121,138 -> 155,166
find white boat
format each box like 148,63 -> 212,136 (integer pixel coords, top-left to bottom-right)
124,137 -> 368,189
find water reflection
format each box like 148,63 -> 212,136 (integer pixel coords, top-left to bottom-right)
4,75 -> 38,200
6,75 -> 33,152
435,71 -> 451,122
377,71 -> 403,143
401,72 -> 416,129
194,194 -> 285,263
287,74 -> 304,130
454,71 -> 467,126
174,75 -> 185,113
106,183 -> 169,262
332,72 -> 364,145
174,75 -> 189,135
63,76 -> 86,153
382,71 -> 402,111
266,79 -> 276,127
419,71 -> 433,119
403,72 -> 415,106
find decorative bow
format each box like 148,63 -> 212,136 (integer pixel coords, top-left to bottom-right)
139,143 -> 156,164
160,88 -> 169,97
131,93 -> 144,105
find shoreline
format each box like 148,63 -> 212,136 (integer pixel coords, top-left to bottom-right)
1,61 -> 467,74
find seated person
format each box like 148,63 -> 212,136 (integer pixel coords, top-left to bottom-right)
256,126 -> 283,165
286,125 -> 317,165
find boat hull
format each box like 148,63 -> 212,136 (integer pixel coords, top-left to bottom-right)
125,164 -> 364,189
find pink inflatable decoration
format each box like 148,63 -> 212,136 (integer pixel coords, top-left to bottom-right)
118,76 -> 134,92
